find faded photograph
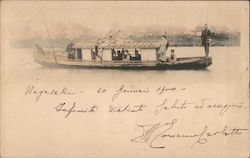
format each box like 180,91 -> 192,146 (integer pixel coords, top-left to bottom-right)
1,1 -> 249,158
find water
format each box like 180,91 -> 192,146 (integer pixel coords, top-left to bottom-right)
2,46 -> 249,157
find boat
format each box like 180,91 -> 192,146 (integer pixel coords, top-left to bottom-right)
33,33 -> 212,70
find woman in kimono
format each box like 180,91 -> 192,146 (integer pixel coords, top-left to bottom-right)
157,35 -> 169,62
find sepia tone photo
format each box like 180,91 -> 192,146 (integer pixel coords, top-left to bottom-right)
1,1 -> 249,157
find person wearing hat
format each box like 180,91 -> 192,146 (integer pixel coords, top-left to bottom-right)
201,24 -> 211,57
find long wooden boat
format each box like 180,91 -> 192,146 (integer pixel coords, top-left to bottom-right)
33,36 -> 212,70
33,44 -> 212,70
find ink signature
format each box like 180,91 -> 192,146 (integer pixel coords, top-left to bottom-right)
131,119 -> 248,149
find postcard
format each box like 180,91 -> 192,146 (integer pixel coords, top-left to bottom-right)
1,1 -> 249,157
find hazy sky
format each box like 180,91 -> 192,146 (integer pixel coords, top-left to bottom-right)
1,1 -> 248,39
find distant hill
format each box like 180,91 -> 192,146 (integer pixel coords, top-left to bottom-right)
10,25 -> 240,48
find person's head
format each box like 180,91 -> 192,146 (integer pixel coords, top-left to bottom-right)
171,49 -> 175,53
109,31 -> 113,39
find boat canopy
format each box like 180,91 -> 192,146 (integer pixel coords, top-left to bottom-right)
73,41 -> 97,49
73,40 -> 162,49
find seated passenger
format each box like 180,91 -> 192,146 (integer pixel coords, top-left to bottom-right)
170,49 -> 176,64
135,49 -> 141,60
122,49 -> 126,60
117,50 -> 122,60
112,49 -> 117,60
124,50 -> 130,61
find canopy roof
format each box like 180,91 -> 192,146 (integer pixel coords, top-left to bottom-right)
73,31 -> 164,49
73,41 -> 97,49
73,39 -> 162,49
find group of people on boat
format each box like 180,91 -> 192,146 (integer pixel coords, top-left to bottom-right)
156,23 -> 211,62
156,35 -> 176,63
111,49 -> 141,61
66,24 -> 210,63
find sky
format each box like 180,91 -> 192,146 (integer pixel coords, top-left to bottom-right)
1,1 -> 249,40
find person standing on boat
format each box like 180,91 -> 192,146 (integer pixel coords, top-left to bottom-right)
97,46 -> 103,60
201,24 -> 211,57
157,35 -> 169,62
96,39 -> 104,60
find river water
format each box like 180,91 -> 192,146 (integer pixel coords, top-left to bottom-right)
1,46 -> 249,157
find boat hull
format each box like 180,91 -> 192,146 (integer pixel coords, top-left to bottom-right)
35,58 -> 212,70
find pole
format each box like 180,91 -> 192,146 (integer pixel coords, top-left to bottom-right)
43,19 -> 57,64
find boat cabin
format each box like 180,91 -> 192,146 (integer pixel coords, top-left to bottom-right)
68,40 -> 163,62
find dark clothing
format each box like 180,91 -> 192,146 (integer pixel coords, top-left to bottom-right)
170,53 -> 175,60
117,51 -> 122,60
68,53 -> 75,59
201,29 -> 210,45
204,42 -> 209,57
201,29 -> 211,57
77,49 -> 82,60
136,54 -> 141,60
112,49 -> 117,60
